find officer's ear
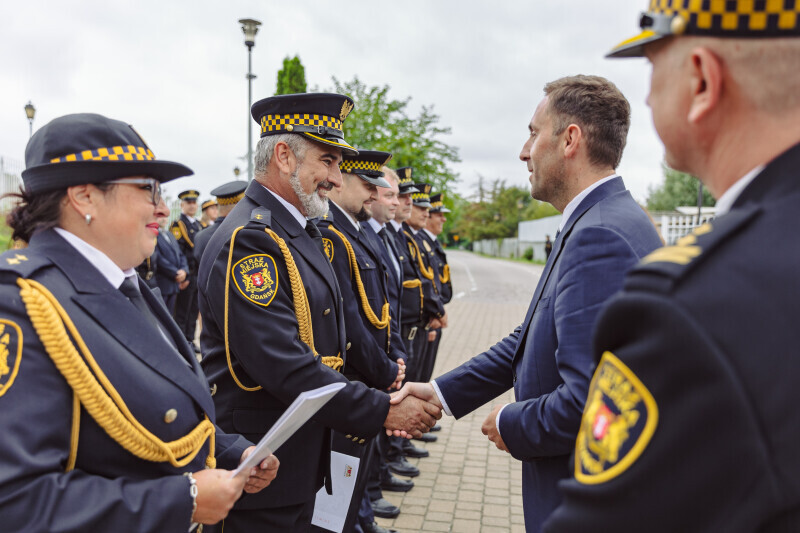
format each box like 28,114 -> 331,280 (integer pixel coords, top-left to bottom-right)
687,46 -> 723,124
64,184 -> 101,222
274,140 -> 298,175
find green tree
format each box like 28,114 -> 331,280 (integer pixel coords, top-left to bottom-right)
451,178 -> 558,242
275,56 -> 307,95
647,165 -> 715,211
329,76 -> 460,193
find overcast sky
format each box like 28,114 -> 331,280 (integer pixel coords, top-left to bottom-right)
1,0 -> 665,204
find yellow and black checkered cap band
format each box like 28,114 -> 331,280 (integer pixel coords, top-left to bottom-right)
49,145 -> 155,163
260,113 -> 343,137
339,160 -> 384,176
411,191 -> 431,202
646,0 -> 800,35
430,200 -> 443,209
201,199 -> 217,210
610,0 -> 800,57
217,192 -> 245,205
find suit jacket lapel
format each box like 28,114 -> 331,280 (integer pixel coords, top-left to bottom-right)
513,177 -> 626,359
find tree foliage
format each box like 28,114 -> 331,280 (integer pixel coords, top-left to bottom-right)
647,165 -> 715,211
275,56 -> 307,95
329,76 -> 460,194
451,178 -> 558,242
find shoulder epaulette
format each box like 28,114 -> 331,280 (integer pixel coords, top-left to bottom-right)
0,249 -> 52,278
626,206 -> 759,293
319,210 -> 334,224
248,207 -> 271,226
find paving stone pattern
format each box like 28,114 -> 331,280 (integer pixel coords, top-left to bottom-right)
376,251 -> 543,533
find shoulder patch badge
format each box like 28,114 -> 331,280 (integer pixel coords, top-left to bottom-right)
0,320 -> 23,397
322,238 -> 334,262
171,226 -> 182,240
232,254 -> 279,307
575,351 -> 658,485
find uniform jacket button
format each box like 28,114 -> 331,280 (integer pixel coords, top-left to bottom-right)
164,409 -> 178,423
323,308 -> 331,316
346,342 -> 352,350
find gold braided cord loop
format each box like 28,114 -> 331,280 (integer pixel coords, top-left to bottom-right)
262,228 -> 343,372
404,232 -> 434,280
67,392 -> 80,472
439,264 -> 450,284
402,279 -> 424,314
17,278 -> 216,469
327,227 -> 390,330
177,220 -> 194,248
224,227 -> 263,391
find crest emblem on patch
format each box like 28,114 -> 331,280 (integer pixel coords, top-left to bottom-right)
340,100 -> 354,121
171,226 -> 182,240
575,351 -> 658,485
344,464 -> 353,478
0,320 -> 23,397
322,238 -> 334,262
232,254 -> 279,307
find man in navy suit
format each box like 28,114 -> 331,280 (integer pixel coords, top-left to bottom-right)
154,214 -> 188,314
391,75 -> 662,531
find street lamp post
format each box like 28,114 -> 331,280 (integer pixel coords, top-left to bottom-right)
233,166 -> 241,178
239,18 -> 261,182
24,101 -> 36,138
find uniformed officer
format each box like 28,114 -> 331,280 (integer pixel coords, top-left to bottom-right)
171,189 -> 202,350
544,3 -> 800,531
200,198 -> 218,228
194,181 -> 247,265
316,149 -> 407,532
403,182 -> 445,445
0,113 -> 278,532
197,93 -> 441,533
386,169 -> 443,473
136,237 -> 159,289
419,193 -> 452,385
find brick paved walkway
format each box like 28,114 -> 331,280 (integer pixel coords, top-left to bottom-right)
376,251 -> 543,533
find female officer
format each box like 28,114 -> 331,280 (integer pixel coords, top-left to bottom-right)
0,113 -> 278,532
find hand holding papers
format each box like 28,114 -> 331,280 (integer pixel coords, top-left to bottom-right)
231,382 -> 346,478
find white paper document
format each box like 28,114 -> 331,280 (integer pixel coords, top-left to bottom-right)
230,382 -> 346,477
311,451 -> 361,532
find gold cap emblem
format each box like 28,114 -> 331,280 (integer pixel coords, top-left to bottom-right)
340,100 -> 354,121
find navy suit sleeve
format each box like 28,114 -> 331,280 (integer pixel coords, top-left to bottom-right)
435,326 -> 520,417
500,226 -> 643,460
155,234 -> 180,280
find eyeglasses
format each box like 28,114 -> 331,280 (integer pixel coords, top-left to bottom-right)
107,177 -> 162,206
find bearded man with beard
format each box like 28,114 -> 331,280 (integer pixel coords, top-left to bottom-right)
197,94 -> 442,533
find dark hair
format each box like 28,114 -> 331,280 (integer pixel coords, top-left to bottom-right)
543,75 -> 631,169
4,182 -> 114,243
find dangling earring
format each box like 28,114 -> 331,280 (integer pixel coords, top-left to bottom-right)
85,213 -> 92,225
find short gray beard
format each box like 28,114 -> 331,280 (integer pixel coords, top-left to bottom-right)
289,167 -> 329,218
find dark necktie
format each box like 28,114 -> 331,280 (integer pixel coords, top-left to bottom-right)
305,220 -> 325,255
120,276 -> 186,364
379,227 -> 401,279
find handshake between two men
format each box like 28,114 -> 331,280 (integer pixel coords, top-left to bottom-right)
383,380 -> 444,439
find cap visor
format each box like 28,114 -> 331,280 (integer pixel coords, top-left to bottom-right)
399,185 -> 421,194
413,201 -> 432,208
606,29 -> 664,58
21,159 -> 194,194
356,173 -> 391,188
302,132 -> 359,156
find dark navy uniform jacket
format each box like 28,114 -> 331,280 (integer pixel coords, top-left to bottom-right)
317,204 -> 401,389
423,231 -> 452,304
361,221 -> 405,345
546,145 -> 800,532
155,227 -> 187,297
170,213 -> 200,275
193,217 -> 223,266
0,230 -> 248,533
435,177 -> 662,531
388,223 -> 443,326
198,181 -> 389,510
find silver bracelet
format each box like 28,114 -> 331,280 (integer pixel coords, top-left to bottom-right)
183,472 -> 198,522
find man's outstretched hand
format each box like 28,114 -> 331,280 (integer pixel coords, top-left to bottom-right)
385,382 -> 443,438
384,385 -> 442,439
